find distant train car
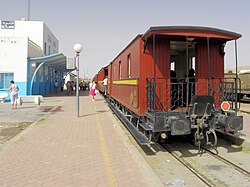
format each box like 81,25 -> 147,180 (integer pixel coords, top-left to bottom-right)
239,72 -> 250,101
96,26 -> 243,147
225,71 -> 250,101
96,65 -> 109,94
92,74 -> 98,83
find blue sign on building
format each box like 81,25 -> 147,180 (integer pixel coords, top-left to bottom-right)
1,21 -> 15,29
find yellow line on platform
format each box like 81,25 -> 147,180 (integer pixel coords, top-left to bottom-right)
94,104 -> 118,187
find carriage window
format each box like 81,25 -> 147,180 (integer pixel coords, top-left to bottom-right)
119,61 -> 122,79
113,65 -> 116,79
104,69 -> 108,76
127,54 -> 131,78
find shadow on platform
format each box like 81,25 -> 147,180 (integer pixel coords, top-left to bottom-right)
44,90 -> 90,97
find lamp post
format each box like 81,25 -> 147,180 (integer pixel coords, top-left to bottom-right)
73,44 -> 83,117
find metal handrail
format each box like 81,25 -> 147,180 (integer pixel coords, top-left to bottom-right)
146,78 -> 240,113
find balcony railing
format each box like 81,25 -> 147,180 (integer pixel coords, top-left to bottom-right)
146,78 -> 240,113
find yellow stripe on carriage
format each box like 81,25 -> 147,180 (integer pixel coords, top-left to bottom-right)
112,79 -> 138,85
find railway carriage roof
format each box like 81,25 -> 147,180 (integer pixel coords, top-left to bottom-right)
142,26 -> 241,41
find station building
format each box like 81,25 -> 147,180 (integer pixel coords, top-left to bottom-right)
0,19 -> 68,100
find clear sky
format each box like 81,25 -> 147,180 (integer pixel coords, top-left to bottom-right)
1,0 -> 249,78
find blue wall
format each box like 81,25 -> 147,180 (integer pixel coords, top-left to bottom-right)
31,81 -> 54,95
1,54 -> 67,102
27,62 -> 64,95
0,81 -> 26,102
0,72 -> 65,102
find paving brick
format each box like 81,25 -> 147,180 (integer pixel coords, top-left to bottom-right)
0,92 -> 163,186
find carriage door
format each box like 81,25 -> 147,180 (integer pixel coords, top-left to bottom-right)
170,39 -> 196,109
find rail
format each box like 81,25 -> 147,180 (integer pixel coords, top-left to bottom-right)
201,146 -> 250,178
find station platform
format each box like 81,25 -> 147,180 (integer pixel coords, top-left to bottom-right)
0,91 -> 250,186
0,91 -> 163,187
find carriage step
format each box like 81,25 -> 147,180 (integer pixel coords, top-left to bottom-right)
139,122 -> 152,131
108,103 -> 149,145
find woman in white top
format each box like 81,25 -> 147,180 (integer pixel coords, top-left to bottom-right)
102,77 -> 108,95
7,80 -> 19,109
89,81 -> 96,101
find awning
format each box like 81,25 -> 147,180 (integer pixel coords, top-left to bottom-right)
29,52 -> 69,72
28,52 -> 71,95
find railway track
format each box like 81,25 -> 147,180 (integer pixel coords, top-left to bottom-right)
201,146 -> 250,178
161,142 -> 250,187
162,143 -> 216,187
106,95 -> 250,186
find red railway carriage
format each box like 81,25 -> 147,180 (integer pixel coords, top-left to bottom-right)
92,74 -> 98,83
96,65 -> 109,94
108,35 -> 142,114
96,26 -> 243,146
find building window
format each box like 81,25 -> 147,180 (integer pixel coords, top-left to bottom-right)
127,54 -> 131,78
0,73 -> 14,89
53,41 -> 57,48
119,61 -> 122,79
48,46 -> 51,55
44,42 -> 47,55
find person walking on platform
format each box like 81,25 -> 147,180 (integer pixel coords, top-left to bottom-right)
60,81 -> 64,92
54,80 -> 58,94
79,81 -> 83,91
66,81 -> 72,95
71,81 -> 76,92
7,80 -> 19,109
89,80 -> 96,101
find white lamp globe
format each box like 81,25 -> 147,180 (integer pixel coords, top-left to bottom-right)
73,44 -> 83,53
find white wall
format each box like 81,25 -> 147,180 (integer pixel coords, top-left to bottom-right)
0,36 -> 43,83
43,23 -> 59,55
28,39 -> 43,58
0,36 -> 28,82
0,19 -> 61,95
0,20 -> 59,56
1,20 -> 43,49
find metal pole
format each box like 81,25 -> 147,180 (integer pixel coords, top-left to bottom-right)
235,40 -> 238,77
76,53 -> 80,117
235,39 -> 238,113
153,34 -> 156,111
27,0 -> 30,21
186,36 -> 189,106
207,37 -> 211,95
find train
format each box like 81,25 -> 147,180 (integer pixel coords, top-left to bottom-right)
93,26 -> 244,148
225,71 -> 250,102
